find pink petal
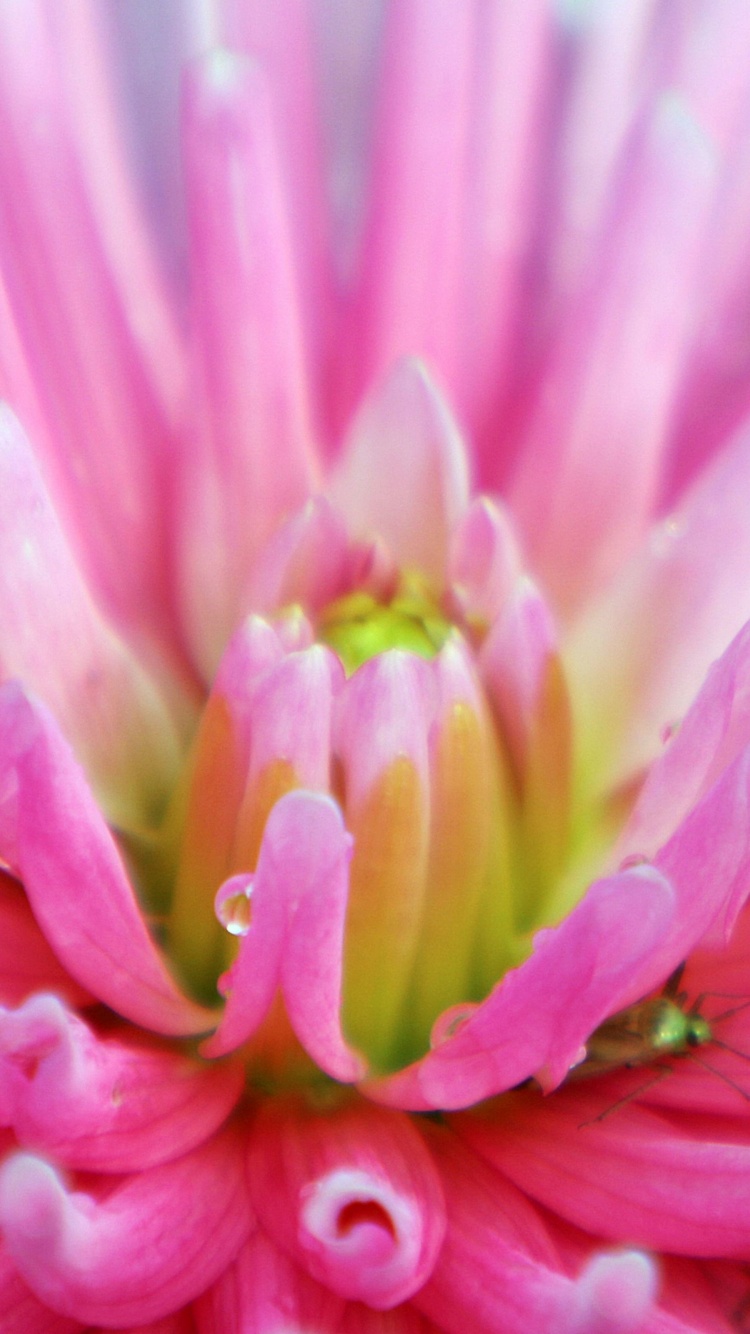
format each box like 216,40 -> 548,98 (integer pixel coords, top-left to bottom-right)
194,1232 -> 344,1334
0,685 -> 215,1036
567,421 -> 750,790
330,359 -> 470,585
204,792 -> 364,1082
245,646 -> 342,795
352,2 -> 475,407
0,994 -> 243,1172
246,1096 -> 446,1310
335,649 -> 433,813
0,406 -> 183,829
224,0 -> 334,434
0,873 -> 91,1009
480,577 -> 558,774
615,619 -> 750,865
416,1128 -> 656,1334
461,0 -> 552,479
178,49 -> 316,674
246,496 -> 350,615
461,1088 -> 750,1260
0,1127 -> 253,1327
368,864 -> 675,1108
0,1238 -> 82,1334
511,94 -> 719,613
447,496 -> 522,627
0,0 -> 184,645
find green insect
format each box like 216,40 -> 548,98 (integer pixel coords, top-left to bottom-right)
576,965 -> 712,1077
571,965 -> 750,1119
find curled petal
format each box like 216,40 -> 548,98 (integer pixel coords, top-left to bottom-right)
0,993 -> 243,1171
0,1237 -> 81,1334
416,1129 -> 656,1334
0,1127 -> 253,1327
246,1096 -> 446,1309
0,684 -> 215,1036
193,1232 -> 344,1334
204,791 -> 364,1081
368,864 -> 675,1108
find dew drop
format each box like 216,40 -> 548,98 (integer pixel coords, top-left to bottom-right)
215,873 -> 254,936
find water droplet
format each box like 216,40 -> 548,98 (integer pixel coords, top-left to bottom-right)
215,873 -> 254,936
430,1003 -> 478,1049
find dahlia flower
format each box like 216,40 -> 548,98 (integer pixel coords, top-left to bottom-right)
3,0 -> 750,1330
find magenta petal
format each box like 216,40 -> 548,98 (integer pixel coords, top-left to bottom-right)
0,1127 -> 252,1327
0,994 -> 243,1172
193,1233 -> 344,1334
0,1239 -> 82,1334
0,685 -> 215,1036
331,358 -> 470,584
0,873 -> 91,1009
247,1097 -> 446,1310
416,1130 -> 656,1334
462,1091 -> 750,1260
369,864 -> 675,1108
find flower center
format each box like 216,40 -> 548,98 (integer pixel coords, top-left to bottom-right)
317,572 -> 452,674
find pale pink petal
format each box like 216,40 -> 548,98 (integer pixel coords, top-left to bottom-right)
480,577 -> 558,773
0,1127 -> 252,1327
463,0 -> 552,479
0,994 -> 243,1172
246,497 -> 350,615
511,94 -> 718,613
247,1097 -> 446,1310
368,864 -> 675,1108
178,49 -> 316,674
461,1089 -> 750,1260
330,359 -> 470,585
567,421 -> 750,789
0,0 -> 183,645
0,405 -> 183,828
0,685 -> 215,1037
416,1129 -> 656,1334
352,2 -> 475,406
447,496 -> 522,627
0,873 -> 91,1009
545,0 -> 654,317
334,649 -> 434,812
615,619 -> 750,865
194,1232 -> 344,1334
204,791 -> 364,1081
246,647 -> 342,794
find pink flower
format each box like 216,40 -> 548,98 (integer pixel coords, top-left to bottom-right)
2,1 -> 750,1329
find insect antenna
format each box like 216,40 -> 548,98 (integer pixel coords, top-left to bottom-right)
702,997 -> 750,1024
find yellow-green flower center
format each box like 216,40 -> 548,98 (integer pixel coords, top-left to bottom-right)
318,574 -> 452,673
